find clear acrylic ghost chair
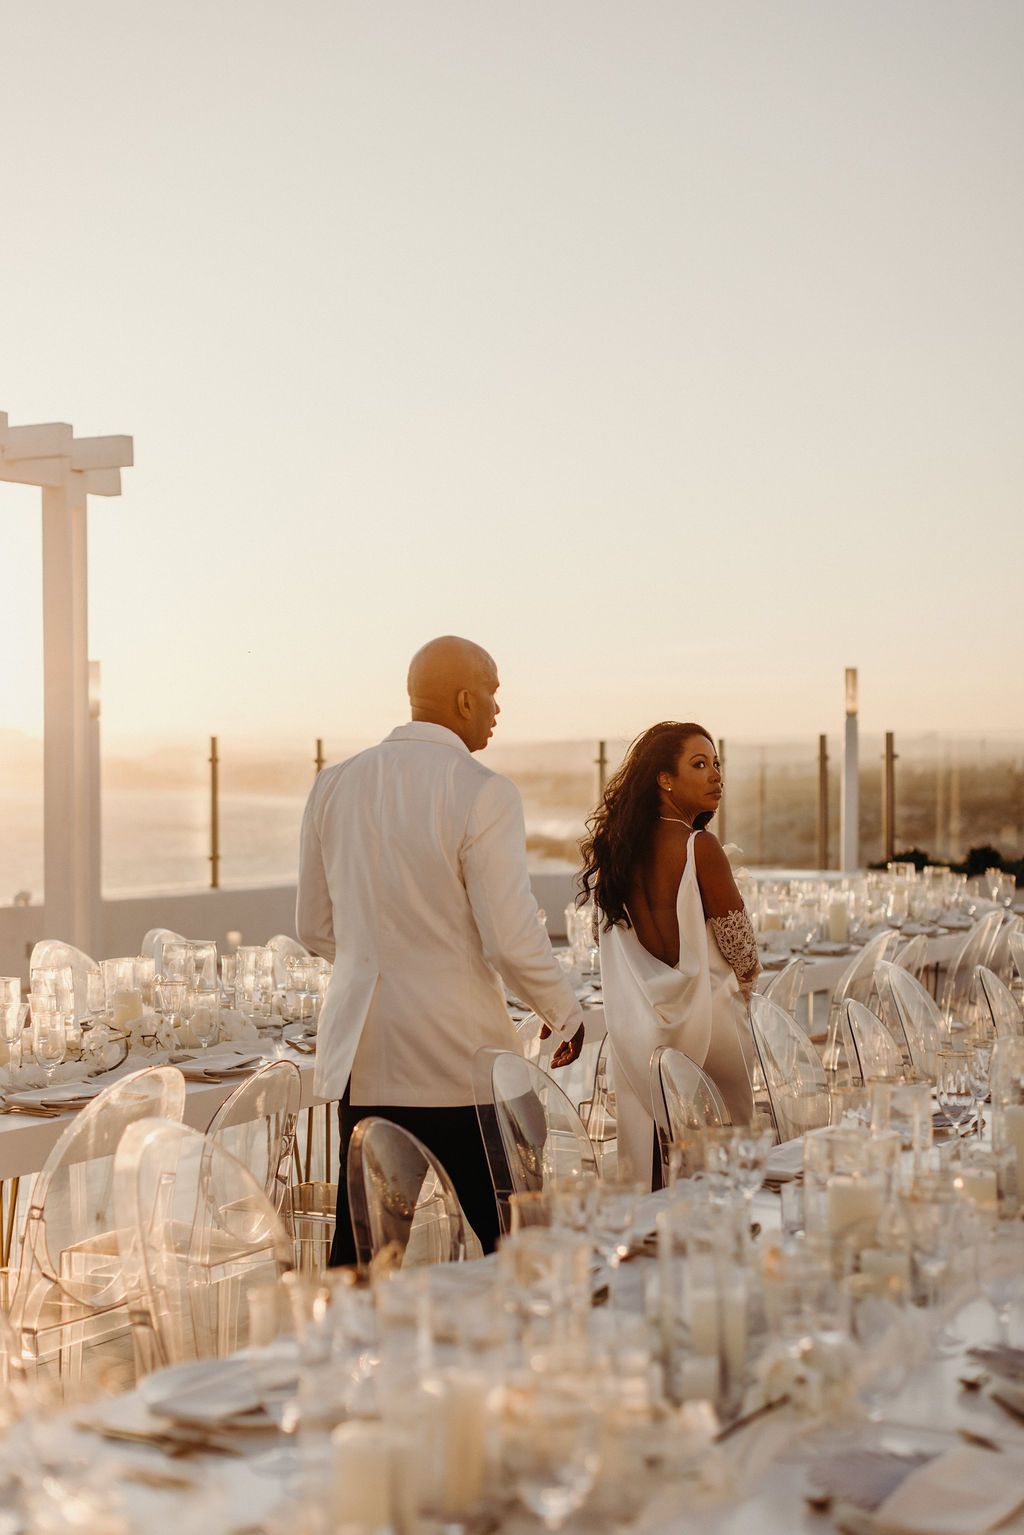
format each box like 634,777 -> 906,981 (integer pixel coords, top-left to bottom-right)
843,999 -> 906,1083
748,994 -> 831,1143
940,910 -> 1005,1025
28,940 -> 102,1021
989,915 -> 1024,988
1009,930 -> 1024,1000
650,1046 -> 729,1182
140,928 -> 186,975
265,934 -> 311,987
875,961 -> 945,1082
760,957 -> 807,1017
975,966 -> 1024,1040
346,1117 -> 469,1272
579,1036 -> 618,1177
114,1117 -> 293,1370
891,933 -> 929,982
205,1059 -> 301,1215
823,930 -> 898,1074
472,1049 -> 598,1236
9,1066 -> 186,1385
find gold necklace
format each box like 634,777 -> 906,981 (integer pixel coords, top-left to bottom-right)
659,814 -> 694,830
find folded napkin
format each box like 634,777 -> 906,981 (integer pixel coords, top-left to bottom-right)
175,1050 -> 264,1082
8,1081 -> 104,1110
874,1445 -> 1024,1534
140,1353 -> 298,1425
764,1140 -> 804,1181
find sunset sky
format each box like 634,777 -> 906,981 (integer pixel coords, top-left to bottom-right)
2,1 -> 1022,753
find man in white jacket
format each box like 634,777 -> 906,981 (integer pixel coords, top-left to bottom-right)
297,635 -> 584,1262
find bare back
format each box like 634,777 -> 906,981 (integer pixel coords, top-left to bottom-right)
627,823 -> 691,967
628,825 -> 749,968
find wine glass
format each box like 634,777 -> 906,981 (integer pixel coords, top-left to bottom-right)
502,1371 -> 600,1530
189,988 -> 220,1051
969,1042 -> 993,1136
847,1273 -> 913,1420
592,1180 -> 643,1275
935,1049 -> 974,1134
30,1001 -> 66,1085
975,1220 -> 1024,1345
732,1119 -> 776,1220
1,978 -> 25,1073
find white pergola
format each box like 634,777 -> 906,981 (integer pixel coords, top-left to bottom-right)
0,410 -> 133,955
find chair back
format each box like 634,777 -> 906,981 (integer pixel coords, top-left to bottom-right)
975,965 -> 1024,1040
761,957 -> 806,1017
11,1067 -> 187,1322
346,1116 -> 469,1270
939,910 -> 1005,1023
749,993 -> 830,1143
205,1059 -> 301,1211
891,933 -> 929,981
875,961 -> 943,1081
650,1046 -> 729,1181
28,940 -> 101,1022
989,915 -> 1024,986
829,930 -> 897,1013
472,1049 -> 597,1235
843,999 -> 905,1083
1007,930 -> 1024,992
114,1117 -> 292,1366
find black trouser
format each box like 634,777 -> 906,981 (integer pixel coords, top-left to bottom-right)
329,1085 -> 501,1267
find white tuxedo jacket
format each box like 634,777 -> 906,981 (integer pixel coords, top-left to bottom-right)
297,722 -> 582,1106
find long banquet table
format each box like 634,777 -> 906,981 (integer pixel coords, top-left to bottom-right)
7,1183 -> 1023,1535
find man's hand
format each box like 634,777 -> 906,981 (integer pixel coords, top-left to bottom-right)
550,1024 -> 585,1068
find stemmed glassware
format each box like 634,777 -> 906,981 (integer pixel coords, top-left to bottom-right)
30,1000 -> 66,1086
592,1180 -> 643,1280
935,1049 -> 975,1135
1,979 -> 25,1073
501,1370 -> 600,1531
975,1220 -> 1024,1344
969,1042 -> 993,1136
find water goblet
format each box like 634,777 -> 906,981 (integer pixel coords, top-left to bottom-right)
969,1042 -> 993,1136
1,978 -> 25,1072
936,1048 -> 975,1134
502,1371 -> 600,1531
975,1220 -> 1024,1345
592,1179 -> 643,1276
30,1001 -> 66,1085
189,988 -> 220,1050
155,978 -> 187,1032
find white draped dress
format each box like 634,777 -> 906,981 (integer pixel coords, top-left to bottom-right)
599,829 -> 755,1186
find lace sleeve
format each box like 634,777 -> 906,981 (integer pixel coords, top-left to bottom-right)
710,909 -> 760,995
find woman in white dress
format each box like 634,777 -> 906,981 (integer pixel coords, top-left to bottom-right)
579,722 -> 759,1187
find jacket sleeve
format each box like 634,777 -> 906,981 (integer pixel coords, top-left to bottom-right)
296,776 -> 337,964
461,774 -> 583,1037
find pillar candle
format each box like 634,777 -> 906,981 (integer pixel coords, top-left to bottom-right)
112,989 -> 143,1029
827,1176 -> 883,1241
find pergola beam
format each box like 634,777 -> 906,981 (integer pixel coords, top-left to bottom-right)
1,408 -> 133,954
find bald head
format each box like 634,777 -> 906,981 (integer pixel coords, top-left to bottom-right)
407,635 -> 500,752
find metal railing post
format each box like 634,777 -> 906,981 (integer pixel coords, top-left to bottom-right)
882,731 -> 897,863
595,740 -> 608,802
209,735 -> 220,889
717,737 -> 726,843
314,738 -> 325,776
817,734 -> 829,870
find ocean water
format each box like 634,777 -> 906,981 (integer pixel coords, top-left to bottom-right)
0,786 -> 581,905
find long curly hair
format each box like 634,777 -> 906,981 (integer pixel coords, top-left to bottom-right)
578,721 -> 715,931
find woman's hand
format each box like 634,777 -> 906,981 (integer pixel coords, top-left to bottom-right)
551,1024 -> 585,1068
